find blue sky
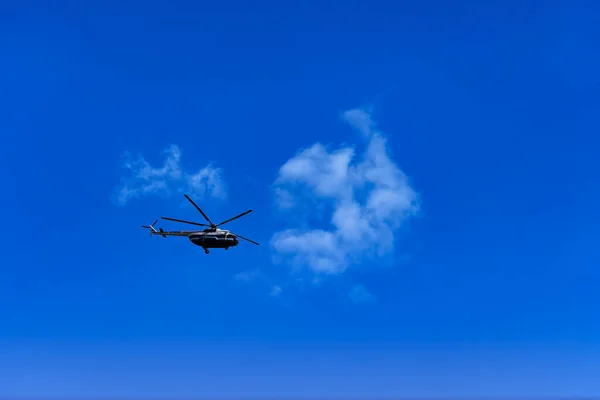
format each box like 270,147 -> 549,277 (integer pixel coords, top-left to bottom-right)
1,0 -> 599,397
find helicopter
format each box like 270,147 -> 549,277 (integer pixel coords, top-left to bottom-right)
141,194 -> 259,254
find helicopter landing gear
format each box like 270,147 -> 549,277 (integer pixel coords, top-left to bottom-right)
203,248 -> 209,254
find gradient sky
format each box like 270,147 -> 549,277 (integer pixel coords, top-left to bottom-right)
1,0 -> 599,398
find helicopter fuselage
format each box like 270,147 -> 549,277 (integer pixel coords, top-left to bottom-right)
188,230 -> 239,251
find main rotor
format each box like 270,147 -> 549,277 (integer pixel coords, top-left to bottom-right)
160,194 -> 259,245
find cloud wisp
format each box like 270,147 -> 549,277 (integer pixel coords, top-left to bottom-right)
234,269 -> 283,297
270,108 -> 419,275
349,284 -> 377,304
114,144 -> 226,206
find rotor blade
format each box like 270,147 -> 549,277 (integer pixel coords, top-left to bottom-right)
184,194 -> 214,225
216,210 -> 253,227
230,232 -> 260,246
160,216 -> 209,227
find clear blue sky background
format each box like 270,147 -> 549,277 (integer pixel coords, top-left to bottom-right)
1,0 -> 599,397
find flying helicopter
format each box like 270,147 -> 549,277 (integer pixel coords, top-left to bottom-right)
141,194 -> 259,254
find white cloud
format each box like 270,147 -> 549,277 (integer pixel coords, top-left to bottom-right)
348,284 -> 377,304
270,108 -> 419,274
114,144 -> 226,206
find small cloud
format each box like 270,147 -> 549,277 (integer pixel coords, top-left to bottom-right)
343,108 -> 375,137
235,269 -> 283,297
234,270 -> 262,282
348,284 -> 376,304
270,285 -> 282,296
270,108 -> 420,274
113,144 -> 226,206
187,163 -> 227,200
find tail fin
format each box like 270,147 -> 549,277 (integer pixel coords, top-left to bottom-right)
141,220 -> 159,236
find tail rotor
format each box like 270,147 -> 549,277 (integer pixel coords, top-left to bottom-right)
141,220 -> 159,236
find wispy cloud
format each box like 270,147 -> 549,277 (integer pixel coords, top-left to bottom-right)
270,285 -> 282,296
348,284 -> 377,304
234,269 -> 263,282
113,144 -> 226,206
234,269 -> 283,297
270,108 -> 419,274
